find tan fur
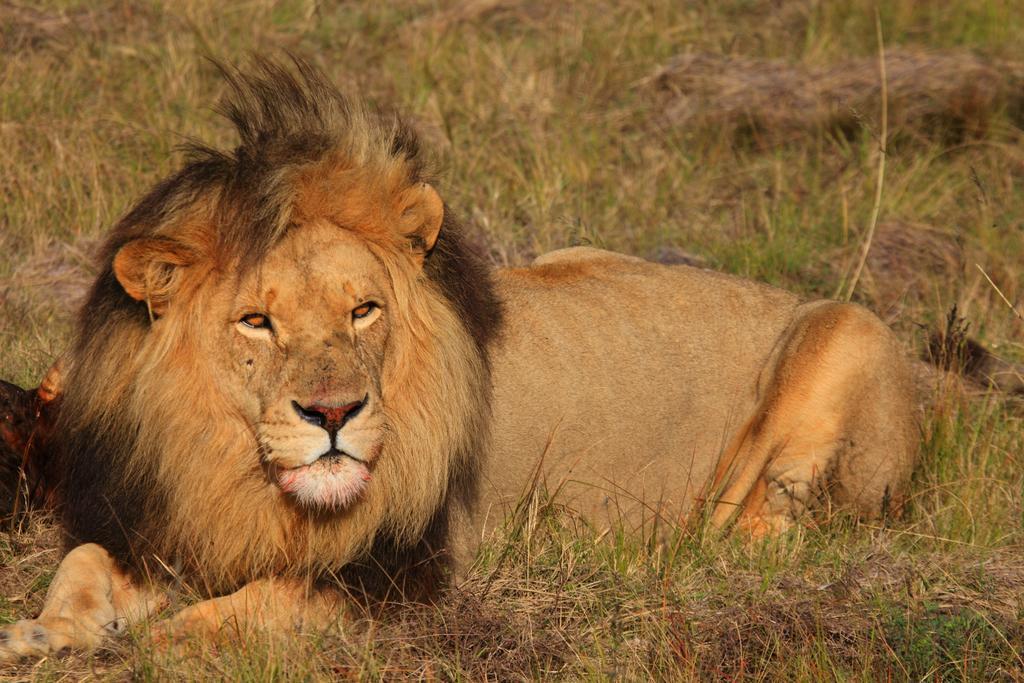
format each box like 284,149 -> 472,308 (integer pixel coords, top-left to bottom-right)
471,249 -> 917,555
1,64 -> 919,661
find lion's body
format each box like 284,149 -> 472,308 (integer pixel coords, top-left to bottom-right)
481,251 -> 788,532
0,61 -> 918,660
485,250 -> 796,525
464,247 -> 916,556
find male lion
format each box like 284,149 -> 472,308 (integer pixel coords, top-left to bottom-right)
0,60 -> 917,660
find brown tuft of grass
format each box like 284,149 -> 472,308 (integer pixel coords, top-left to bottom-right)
5,238 -> 97,318
833,219 -> 965,322
0,1 -> 161,54
402,0 -> 559,35
653,47 -> 1024,145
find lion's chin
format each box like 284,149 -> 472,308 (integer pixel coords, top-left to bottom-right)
276,454 -> 371,510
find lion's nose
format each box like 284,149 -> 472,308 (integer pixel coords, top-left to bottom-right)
292,396 -> 367,434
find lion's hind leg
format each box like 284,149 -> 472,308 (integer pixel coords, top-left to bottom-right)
0,543 -> 166,661
709,302 -> 917,537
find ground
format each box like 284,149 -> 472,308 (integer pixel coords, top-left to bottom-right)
1,0 -> 1023,679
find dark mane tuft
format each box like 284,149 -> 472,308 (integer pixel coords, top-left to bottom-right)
100,56 -> 433,269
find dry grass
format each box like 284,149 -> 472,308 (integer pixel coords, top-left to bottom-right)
2,507 -> 1023,680
1,0 -> 1023,679
653,48 -> 1024,146
817,219 -> 966,323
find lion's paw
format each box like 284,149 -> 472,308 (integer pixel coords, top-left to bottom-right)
0,616 -> 117,663
0,618 -> 70,662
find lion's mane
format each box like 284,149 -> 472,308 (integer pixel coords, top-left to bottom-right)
47,59 -> 502,595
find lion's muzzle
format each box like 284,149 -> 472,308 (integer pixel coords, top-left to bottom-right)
259,391 -> 382,510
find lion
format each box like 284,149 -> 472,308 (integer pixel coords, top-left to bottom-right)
0,59 -> 918,660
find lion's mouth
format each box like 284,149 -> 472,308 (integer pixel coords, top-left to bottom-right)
317,447 -> 367,464
276,449 -> 371,509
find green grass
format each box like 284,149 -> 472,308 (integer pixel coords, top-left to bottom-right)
1,0 -> 1022,679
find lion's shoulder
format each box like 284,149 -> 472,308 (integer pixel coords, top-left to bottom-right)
529,246 -> 644,268
499,247 -> 648,286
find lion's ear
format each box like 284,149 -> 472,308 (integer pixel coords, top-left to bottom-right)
396,183 -> 444,259
112,237 -> 196,318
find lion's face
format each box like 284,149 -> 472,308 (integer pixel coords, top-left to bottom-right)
209,221 -> 394,510
106,176 -> 447,525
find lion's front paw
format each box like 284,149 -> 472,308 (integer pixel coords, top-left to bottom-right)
0,618 -> 71,663
0,615 -> 120,663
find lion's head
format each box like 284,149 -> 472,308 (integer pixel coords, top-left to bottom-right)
50,59 -> 501,593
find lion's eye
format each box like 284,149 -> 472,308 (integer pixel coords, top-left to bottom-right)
352,302 -> 378,320
240,313 -> 272,330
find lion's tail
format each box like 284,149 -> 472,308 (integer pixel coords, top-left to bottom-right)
917,306 -> 1024,406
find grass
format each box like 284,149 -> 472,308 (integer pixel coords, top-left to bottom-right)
1,0 -> 1023,679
